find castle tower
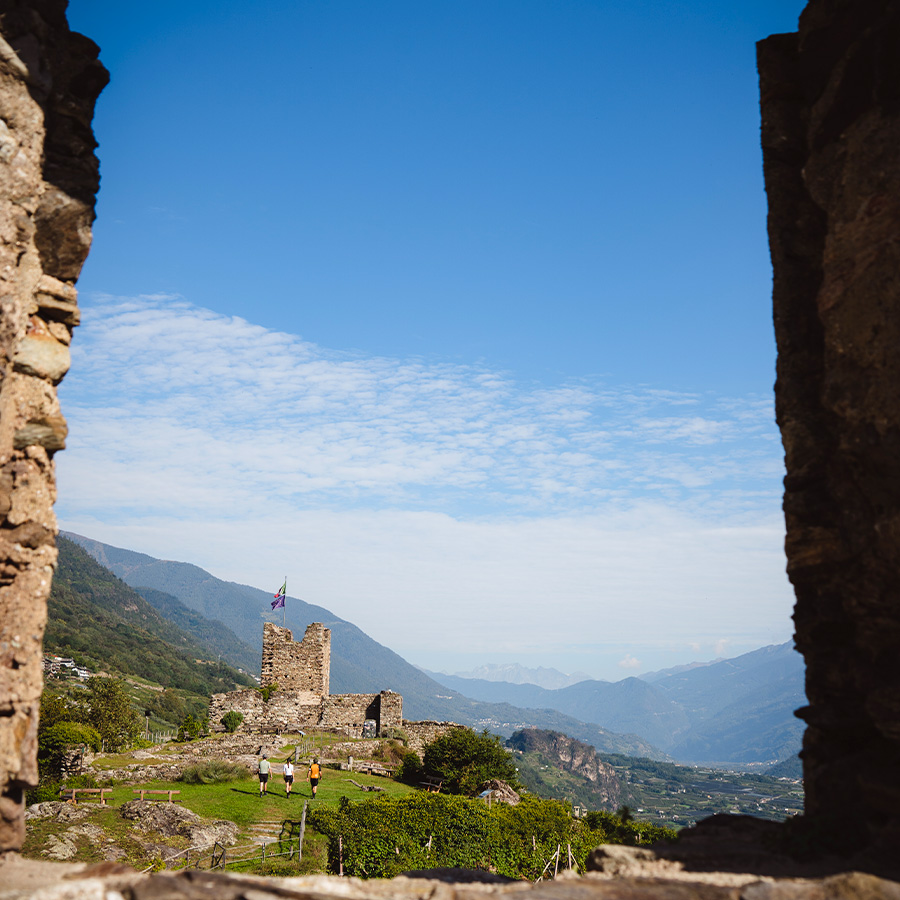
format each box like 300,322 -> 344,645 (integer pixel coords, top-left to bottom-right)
260,622 -> 330,695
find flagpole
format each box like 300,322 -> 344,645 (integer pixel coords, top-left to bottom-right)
283,576 -> 286,627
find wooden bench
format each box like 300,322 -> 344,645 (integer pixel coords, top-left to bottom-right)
132,789 -> 182,802
59,788 -> 112,805
356,762 -> 394,777
420,776 -> 442,793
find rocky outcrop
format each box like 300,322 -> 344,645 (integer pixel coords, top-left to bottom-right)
758,0 -> 900,860
479,779 -> 520,805
119,800 -> 238,851
0,0 -> 106,853
507,728 -> 621,807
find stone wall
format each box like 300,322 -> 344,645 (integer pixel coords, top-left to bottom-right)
402,721 -> 464,755
0,0 -> 106,854
260,622 -> 330,695
211,682 -> 402,738
758,0 -> 900,856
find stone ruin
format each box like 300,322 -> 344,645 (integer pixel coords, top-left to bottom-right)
209,622 -> 403,737
0,0 -> 107,854
3,0 -> 900,893
758,0 -> 900,861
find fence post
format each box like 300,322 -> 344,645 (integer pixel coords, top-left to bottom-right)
298,800 -> 308,862
339,835 -> 343,876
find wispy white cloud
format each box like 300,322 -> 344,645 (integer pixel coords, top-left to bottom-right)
60,294 -> 781,520
55,294 -> 794,678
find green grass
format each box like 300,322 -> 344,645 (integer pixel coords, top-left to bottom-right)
70,767 -> 415,827
23,768 -> 414,872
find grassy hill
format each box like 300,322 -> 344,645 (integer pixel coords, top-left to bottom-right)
47,537 -> 255,699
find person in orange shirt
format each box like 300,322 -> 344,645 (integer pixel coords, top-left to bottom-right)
308,758 -> 321,798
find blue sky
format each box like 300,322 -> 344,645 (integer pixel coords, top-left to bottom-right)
59,1 -> 807,680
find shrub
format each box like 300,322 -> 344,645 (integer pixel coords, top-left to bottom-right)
38,721 -> 102,779
257,683 -> 279,703
39,722 -> 102,756
178,759 -> 251,784
178,713 -> 207,742
422,728 -> 520,795
221,710 -> 243,733
26,779 -> 61,806
583,808 -> 675,845
396,749 -> 424,785
380,726 -> 408,744
308,792 -> 631,879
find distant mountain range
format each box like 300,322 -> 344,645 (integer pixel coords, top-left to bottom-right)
424,643 -> 806,764
444,663 -> 593,690
63,533 -> 665,759
64,532 -> 805,765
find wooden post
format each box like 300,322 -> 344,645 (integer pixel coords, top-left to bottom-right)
298,800 -> 308,862
339,835 -> 343,876
554,844 -> 560,878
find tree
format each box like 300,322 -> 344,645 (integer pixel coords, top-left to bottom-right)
80,677 -> 142,751
39,691 -> 74,731
422,727 -> 521,795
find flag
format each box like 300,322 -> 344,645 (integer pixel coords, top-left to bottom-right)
272,580 -> 286,610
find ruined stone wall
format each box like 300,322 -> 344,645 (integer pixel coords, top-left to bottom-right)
211,689 -> 401,736
0,0 -> 106,853
261,622 -> 330,695
320,691 -> 402,735
758,0 -> 900,855
209,688 -> 323,734
380,690 -> 402,731
402,721 -> 464,755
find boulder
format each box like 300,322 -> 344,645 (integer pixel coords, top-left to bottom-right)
119,799 -> 238,850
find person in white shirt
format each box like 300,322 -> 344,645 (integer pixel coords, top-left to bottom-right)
283,759 -> 294,797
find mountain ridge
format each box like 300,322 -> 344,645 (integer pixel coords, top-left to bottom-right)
64,532 -> 666,760
426,642 -> 806,764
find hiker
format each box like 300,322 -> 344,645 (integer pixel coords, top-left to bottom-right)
258,753 -> 270,796
283,758 -> 294,797
308,757 -> 321,798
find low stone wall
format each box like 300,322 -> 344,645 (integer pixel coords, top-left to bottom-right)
402,721 -> 464,755
211,689 -> 403,736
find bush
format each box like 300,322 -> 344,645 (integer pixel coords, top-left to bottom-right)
178,759 -> 251,784
396,749 -> 424,785
26,779 -> 62,806
38,721 -> 102,779
583,808 -> 675,845
39,722 -> 102,756
257,683 -> 279,703
177,713 -> 207,742
221,710 -> 243,733
380,726 -> 408,744
422,728 -> 520,795
308,792 -> 631,879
